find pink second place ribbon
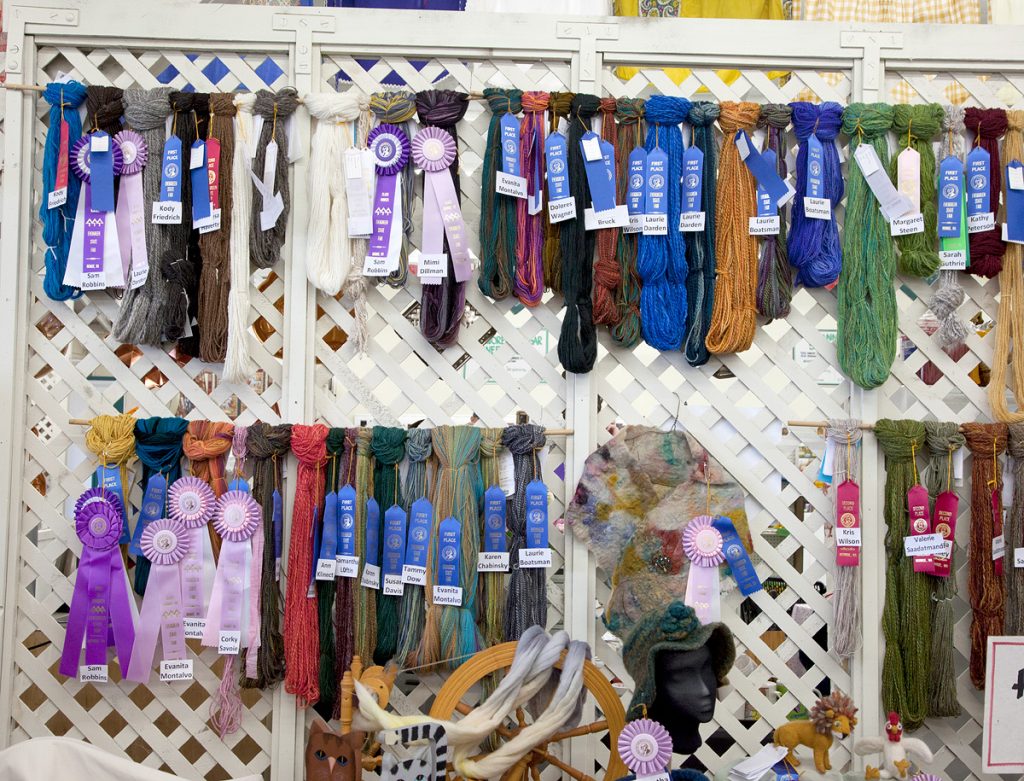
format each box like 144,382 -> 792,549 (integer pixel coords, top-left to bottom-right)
412,126 -> 470,281
681,515 -> 725,625
168,476 -> 216,619
125,518 -> 190,682
113,129 -> 149,289
203,490 -> 260,649
60,489 -> 136,678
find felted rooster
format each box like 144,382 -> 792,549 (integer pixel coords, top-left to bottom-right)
854,712 -> 934,779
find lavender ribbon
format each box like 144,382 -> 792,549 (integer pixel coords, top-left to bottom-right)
681,515 -> 725,625
168,477 -> 215,618
114,130 -> 149,288
125,519 -> 189,682
367,124 -> 410,265
60,491 -> 136,677
203,491 -> 260,648
412,126 -> 469,280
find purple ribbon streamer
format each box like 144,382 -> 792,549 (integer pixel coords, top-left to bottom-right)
202,539 -> 247,645
82,185 -> 105,281
368,173 -> 398,260
125,561 -> 185,682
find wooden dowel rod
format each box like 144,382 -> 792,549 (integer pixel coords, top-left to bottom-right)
68,416 -> 574,434
786,419 -> 970,432
0,82 -> 45,93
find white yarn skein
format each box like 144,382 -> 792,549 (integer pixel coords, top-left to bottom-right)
304,92 -> 362,295
223,93 -> 256,384
341,96 -> 374,353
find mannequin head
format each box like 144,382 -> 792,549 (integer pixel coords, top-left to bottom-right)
647,645 -> 719,754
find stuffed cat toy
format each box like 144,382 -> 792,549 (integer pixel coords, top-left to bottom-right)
305,718 -> 363,781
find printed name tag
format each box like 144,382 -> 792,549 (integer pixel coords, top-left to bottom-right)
433,585 -> 463,606
159,660 -> 194,682
968,212 -> 996,232
624,214 -> 644,234
643,213 -> 668,235
402,564 -> 427,586
939,250 -> 967,270
315,558 -> 337,581
904,533 -> 946,557
383,573 -> 404,596
890,213 -> 925,236
361,563 -> 381,590
196,208 -> 222,234
218,630 -> 241,655
518,547 -> 552,569
804,196 -> 832,220
418,253 -> 448,278
584,205 -> 629,231
836,527 -> 862,547
496,171 -> 528,199
336,555 -> 360,578
477,551 -> 510,572
79,664 -> 108,683
749,216 -> 780,235
679,212 -> 706,232
183,617 -> 206,639
548,197 -> 576,224
152,201 -> 183,224
1015,547 -> 1024,568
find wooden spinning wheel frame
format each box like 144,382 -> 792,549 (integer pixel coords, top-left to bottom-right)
428,641 -> 628,781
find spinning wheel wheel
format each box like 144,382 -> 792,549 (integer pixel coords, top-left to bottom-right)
429,641 -> 628,781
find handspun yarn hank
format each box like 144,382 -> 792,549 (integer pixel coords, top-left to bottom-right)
197,94 -> 237,363
334,428 -> 358,681
40,81 -> 87,301
179,93 -> 212,359
184,420 -> 234,558
683,101 -> 720,366
788,101 -> 843,288
223,94 -> 256,382
85,413 -> 138,511
611,98 -> 646,348
315,429 -> 346,721
825,419 -> 862,661
1006,424 -> 1024,635
395,428 -> 433,665
353,428 -> 377,662
890,103 -> 944,278
479,428 -> 507,648
928,105 -> 971,350
479,88 -> 524,301
112,88 -> 172,345
963,422 -> 1008,689
503,424 -> 547,641
86,85 -> 124,138
875,419 -> 930,730
303,92 -> 362,295
922,421 -> 965,717
243,422 -> 291,689
756,103 -> 794,318
542,92 -> 575,294
250,88 -> 300,270
416,89 -> 471,348
369,92 -> 418,288
706,101 -> 761,355
285,423 -> 328,707
371,426 -> 407,664
132,416 -> 189,595
838,104 -> 898,390
638,95 -> 692,351
964,107 -> 1008,278
557,94 -> 602,374
515,91 -> 549,308
341,98 -> 374,353
988,110 -> 1024,423
593,97 -> 622,327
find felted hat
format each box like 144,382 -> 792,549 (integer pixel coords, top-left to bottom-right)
620,600 -> 735,718
565,425 -> 752,639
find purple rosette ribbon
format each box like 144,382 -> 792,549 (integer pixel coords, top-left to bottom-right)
113,129 -> 149,288
168,476 -> 215,619
412,126 -> 470,280
60,491 -> 135,678
681,515 -> 725,625
125,518 -> 190,683
617,718 -> 672,777
366,123 -> 411,268
203,491 -> 261,649
68,133 -> 125,290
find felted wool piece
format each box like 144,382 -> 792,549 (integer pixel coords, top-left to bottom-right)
566,425 -> 752,638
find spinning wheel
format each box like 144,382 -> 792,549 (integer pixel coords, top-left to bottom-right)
429,641 -> 628,781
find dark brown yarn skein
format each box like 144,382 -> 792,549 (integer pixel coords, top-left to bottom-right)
964,108 -> 1008,279
250,88 -> 300,270
176,92 -> 210,358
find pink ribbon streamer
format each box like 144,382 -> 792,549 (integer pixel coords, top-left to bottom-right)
115,171 -> 148,286
245,525 -> 264,679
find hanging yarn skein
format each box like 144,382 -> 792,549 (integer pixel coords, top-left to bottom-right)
838,104 -> 898,390
503,424 -> 548,641
706,101 -> 761,355
394,428 -> 433,665
875,419 -> 930,730
315,429 -> 346,720
756,103 -> 794,318
341,99 -> 374,353
788,101 -> 843,289
369,92 -> 418,288
964,107 -> 1008,278
184,420 -> 234,557
353,428 -> 377,662
132,416 -> 189,595
988,110 -> 1024,423
86,85 -> 124,138
683,101 -> 720,367
963,422 -> 1008,689
223,93 -> 256,383
40,81 -> 87,301
479,429 -> 507,648
197,94 -> 237,363
825,420 -> 862,661
334,429 -> 358,683
928,105 -> 971,352
922,421 -> 965,718
515,91 -> 549,308
285,423 -> 328,707
85,413 -> 137,516
558,93 -> 602,374
1006,424 -> 1024,635
638,95 -> 692,351
371,426 -> 407,664
611,98 -> 645,348
177,92 -> 211,359
416,89 -> 471,348
593,97 -> 622,327
250,88 -> 300,270
304,92 -> 361,295
479,88 -> 524,301
890,103 -> 944,278
542,91 -> 575,294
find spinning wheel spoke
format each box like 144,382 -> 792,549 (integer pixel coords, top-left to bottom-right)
550,719 -> 609,743
529,746 -> 596,781
515,706 -> 528,728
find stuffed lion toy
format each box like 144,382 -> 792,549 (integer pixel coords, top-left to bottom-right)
773,691 -> 858,773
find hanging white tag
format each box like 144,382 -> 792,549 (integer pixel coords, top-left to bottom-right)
1015,547 -> 1024,568
336,554 -> 360,579
890,213 -> 925,236
499,450 -> 516,496
183,617 -> 206,639
218,631 -> 241,655
159,659 -> 194,682
993,534 -> 1006,560
678,212 -> 706,232
582,135 -> 602,162
518,547 -> 553,568
548,197 -> 576,224
803,197 -> 831,220
1010,165 -> 1024,191
79,664 -> 107,683
939,250 -> 967,270
584,205 -> 629,231
477,552 -> 510,572
496,171 -> 528,199
315,558 -> 337,581
968,212 -> 996,232
748,216 -> 780,235
361,563 -> 381,590
382,573 -> 404,597
432,585 -> 463,606
402,564 -> 427,586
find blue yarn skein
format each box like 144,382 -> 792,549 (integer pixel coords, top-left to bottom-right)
40,81 -> 88,301
787,101 -> 844,287
638,95 -> 691,351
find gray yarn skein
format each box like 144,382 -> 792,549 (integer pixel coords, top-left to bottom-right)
502,424 -> 547,641
826,419 -> 863,660
1006,424 -> 1024,636
113,87 -> 173,345
250,88 -> 300,270
923,420 -> 965,718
